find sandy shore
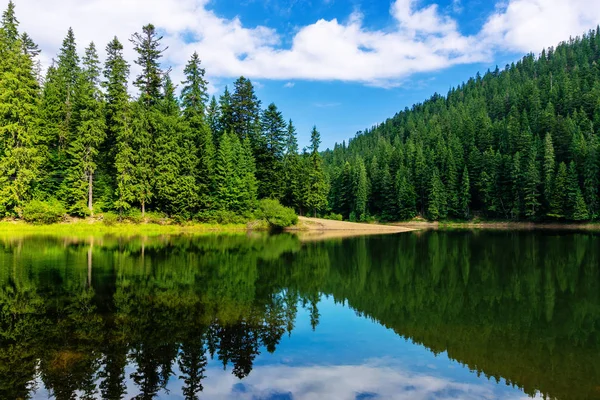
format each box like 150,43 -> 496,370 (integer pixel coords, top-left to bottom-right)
287,217 -> 415,241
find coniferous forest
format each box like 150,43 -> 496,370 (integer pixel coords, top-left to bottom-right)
3,0 -> 600,223
325,27 -> 600,222
0,1 -> 328,222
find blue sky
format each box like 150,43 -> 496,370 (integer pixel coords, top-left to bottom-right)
12,0 -> 600,149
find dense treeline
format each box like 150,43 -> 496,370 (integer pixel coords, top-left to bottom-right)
0,2 -> 328,221
325,26 -> 600,222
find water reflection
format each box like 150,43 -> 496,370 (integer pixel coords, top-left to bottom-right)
1,231 -> 599,399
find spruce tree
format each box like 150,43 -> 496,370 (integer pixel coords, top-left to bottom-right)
543,133 -> 556,209
305,126 -> 328,217
354,156 -> 369,221
459,167 -> 471,219
1,0 -> 18,45
180,52 -> 211,210
218,86 -> 233,139
549,162 -> 568,219
428,168 -> 447,221
584,135 -> 600,218
282,120 -> 302,211
129,24 -> 166,215
103,37 -> 134,214
523,145 -> 541,219
231,76 -> 261,143
567,161 -> 589,220
63,42 -> 106,216
206,95 -> 221,143
0,13 -> 41,216
258,103 -> 286,199
397,170 -> 416,221
130,24 -> 166,106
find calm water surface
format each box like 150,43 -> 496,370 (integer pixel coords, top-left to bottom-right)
1,231 -> 599,400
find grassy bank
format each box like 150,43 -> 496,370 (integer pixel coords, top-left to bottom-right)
0,220 -> 252,238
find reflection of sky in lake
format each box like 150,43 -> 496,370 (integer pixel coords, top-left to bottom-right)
33,296 -> 540,399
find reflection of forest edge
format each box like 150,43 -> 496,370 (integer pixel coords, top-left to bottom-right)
1,231 -> 599,399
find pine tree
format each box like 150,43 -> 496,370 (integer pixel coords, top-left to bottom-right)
305,126 -> 328,217
103,37 -> 133,214
62,42 -> 106,216
0,12 -> 41,216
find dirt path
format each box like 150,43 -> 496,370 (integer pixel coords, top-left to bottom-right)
288,217 -> 415,241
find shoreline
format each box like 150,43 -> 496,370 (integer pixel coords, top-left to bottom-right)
392,220 -> 600,231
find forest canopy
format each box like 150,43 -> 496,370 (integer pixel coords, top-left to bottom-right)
0,1 -> 328,221
324,26 -> 600,222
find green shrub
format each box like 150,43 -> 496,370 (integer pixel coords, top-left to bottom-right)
146,211 -> 169,225
195,210 -> 248,224
323,213 -> 343,221
102,212 -> 119,226
125,209 -> 143,224
256,199 -> 298,229
22,199 -> 66,224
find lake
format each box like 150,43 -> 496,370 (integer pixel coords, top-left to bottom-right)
1,231 -> 599,399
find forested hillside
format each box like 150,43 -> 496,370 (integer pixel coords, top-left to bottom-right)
325,27 -> 600,222
0,1 -> 328,221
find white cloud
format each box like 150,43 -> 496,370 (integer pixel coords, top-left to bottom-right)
481,0 -> 600,53
284,82 -> 295,88
9,0 -> 600,89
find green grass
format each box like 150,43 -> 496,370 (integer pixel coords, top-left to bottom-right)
0,220 -> 251,238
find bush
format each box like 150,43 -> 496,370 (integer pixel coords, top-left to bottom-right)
195,210 -> 248,224
125,209 -> 143,224
102,212 -> 119,226
22,199 -> 66,224
256,199 -> 298,229
146,211 -> 169,225
323,213 -> 343,221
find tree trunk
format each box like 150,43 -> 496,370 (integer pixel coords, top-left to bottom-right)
88,172 -> 93,216
142,201 -> 145,217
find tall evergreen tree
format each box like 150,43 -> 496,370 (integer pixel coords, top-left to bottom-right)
282,119 -> 302,211
62,42 -> 106,215
257,103 -> 286,199
231,77 -> 260,143
0,9 -> 41,216
305,126 -> 328,217
354,157 -> 369,221
103,37 -> 133,214
130,24 -> 165,106
180,52 -> 212,210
